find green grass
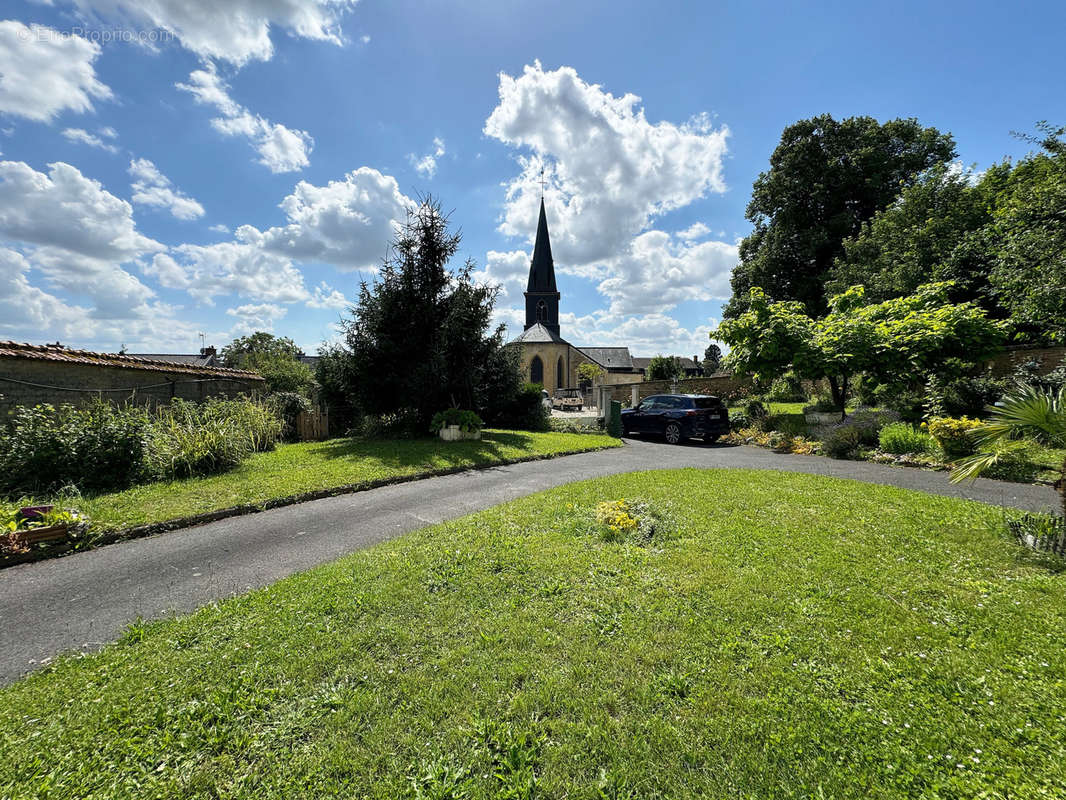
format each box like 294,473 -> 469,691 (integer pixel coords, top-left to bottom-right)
4,469 -> 1065,798
68,430 -> 621,532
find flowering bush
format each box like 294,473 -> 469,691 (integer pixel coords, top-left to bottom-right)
592,498 -> 674,544
925,416 -> 983,459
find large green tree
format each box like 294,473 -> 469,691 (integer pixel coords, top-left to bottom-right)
715,283 -> 1005,416
220,332 -> 315,395
645,355 -> 684,382
335,197 -> 519,429
725,115 -> 956,318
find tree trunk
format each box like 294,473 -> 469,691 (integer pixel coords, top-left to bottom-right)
828,375 -> 848,421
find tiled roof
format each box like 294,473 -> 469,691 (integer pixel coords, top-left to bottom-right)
631,356 -> 698,370
510,323 -> 569,345
577,346 -> 635,370
130,353 -> 217,367
0,342 -> 264,379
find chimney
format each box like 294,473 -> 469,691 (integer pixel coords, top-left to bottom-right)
200,345 -> 216,358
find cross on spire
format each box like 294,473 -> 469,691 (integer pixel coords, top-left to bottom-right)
539,166 -> 546,198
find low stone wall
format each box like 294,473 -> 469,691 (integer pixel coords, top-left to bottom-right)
0,358 -> 263,413
601,373 -> 744,406
985,345 -> 1066,376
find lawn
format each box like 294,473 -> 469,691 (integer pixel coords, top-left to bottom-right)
3,469 -> 1064,798
68,430 -> 621,532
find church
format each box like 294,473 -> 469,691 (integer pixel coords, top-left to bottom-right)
509,200 -> 646,394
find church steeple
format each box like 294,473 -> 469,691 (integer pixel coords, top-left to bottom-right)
524,199 -> 561,334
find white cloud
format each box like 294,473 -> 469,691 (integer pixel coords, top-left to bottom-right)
262,166 -> 410,268
72,0 -> 357,66
177,66 -> 313,172
409,136 -> 446,178
62,127 -> 119,153
128,157 -> 205,220
209,223 -> 229,233
0,22 -> 112,123
0,162 -> 205,348
485,62 -> 738,318
226,302 -> 286,333
597,231 -> 737,315
307,281 -> 348,309
484,62 -> 729,266
159,166 -> 411,304
473,249 -> 529,298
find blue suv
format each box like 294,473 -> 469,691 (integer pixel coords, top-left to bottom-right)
620,394 -> 730,444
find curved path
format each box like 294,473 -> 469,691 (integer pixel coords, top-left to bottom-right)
1,438 -> 1058,685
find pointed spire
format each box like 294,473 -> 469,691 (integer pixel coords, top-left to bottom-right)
527,198 -> 557,293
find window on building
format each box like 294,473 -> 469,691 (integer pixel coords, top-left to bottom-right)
557,356 -> 564,388
530,355 -> 543,385
537,300 -> 548,323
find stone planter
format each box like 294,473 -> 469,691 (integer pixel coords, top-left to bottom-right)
805,411 -> 842,426
438,424 -> 482,442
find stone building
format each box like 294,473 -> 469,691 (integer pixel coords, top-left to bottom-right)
509,200 -> 671,394
0,341 -> 265,413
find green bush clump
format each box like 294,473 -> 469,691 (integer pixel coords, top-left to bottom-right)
0,398 -> 282,496
141,399 -> 281,481
764,372 -> 807,402
924,371 -> 1005,418
430,409 -> 484,433
822,408 -> 899,460
489,383 -> 549,432
925,416 -> 983,460
878,422 -> 935,455
0,401 -> 149,495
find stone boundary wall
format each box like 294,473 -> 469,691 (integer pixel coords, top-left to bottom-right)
601,373 -> 745,406
0,358 -> 264,413
985,345 -> 1066,376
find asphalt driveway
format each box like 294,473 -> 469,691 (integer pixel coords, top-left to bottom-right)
1,437 -> 1058,685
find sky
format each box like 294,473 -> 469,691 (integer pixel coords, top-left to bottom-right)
1,0 -> 1063,358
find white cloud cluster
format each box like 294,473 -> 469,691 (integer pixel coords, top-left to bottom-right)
226,302 -> 286,333
0,21 -> 112,123
177,66 -> 313,173
159,166 -> 410,303
73,0 -> 357,65
484,62 -> 738,344
472,249 -> 529,298
62,127 -> 119,153
307,281 -> 349,309
0,160 -> 201,347
409,137 -> 445,178
129,157 -> 205,220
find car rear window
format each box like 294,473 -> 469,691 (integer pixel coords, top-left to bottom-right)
693,397 -> 721,409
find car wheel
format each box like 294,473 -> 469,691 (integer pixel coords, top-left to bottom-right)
664,422 -> 683,444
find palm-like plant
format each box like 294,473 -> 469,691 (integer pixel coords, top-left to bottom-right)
950,386 -> 1066,516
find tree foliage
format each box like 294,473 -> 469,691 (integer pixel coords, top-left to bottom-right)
645,355 -> 684,382
726,114 -> 956,318
715,283 -> 1005,413
333,197 -> 520,430
220,332 -> 315,395
703,343 -> 723,373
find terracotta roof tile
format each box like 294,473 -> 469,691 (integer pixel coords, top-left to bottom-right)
0,342 -> 264,380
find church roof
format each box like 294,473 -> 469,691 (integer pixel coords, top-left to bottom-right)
578,346 -> 635,370
510,322 -> 569,345
526,198 -> 558,294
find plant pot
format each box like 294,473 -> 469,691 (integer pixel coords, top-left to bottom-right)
439,425 -> 481,442
805,411 -> 841,425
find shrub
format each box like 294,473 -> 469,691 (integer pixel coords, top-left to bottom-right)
490,383 -> 549,432
878,422 -> 935,455
269,391 -> 312,441
352,408 -> 424,440
925,416 -> 983,459
744,399 -> 768,420
803,395 -> 838,414
924,372 -> 1005,418
430,409 -> 484,433
821,424 -> 866,459
728,411 -> 751,432
142,398 -> 282,480
0,401 -> 149,495
765,372 -> 806,402
760,413 -> 808,435
0,398 -> 282,495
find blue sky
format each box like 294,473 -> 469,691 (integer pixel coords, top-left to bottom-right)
1,0 -> 1063,357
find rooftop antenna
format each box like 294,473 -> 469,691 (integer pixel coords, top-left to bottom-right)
198,332 -> 206,351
